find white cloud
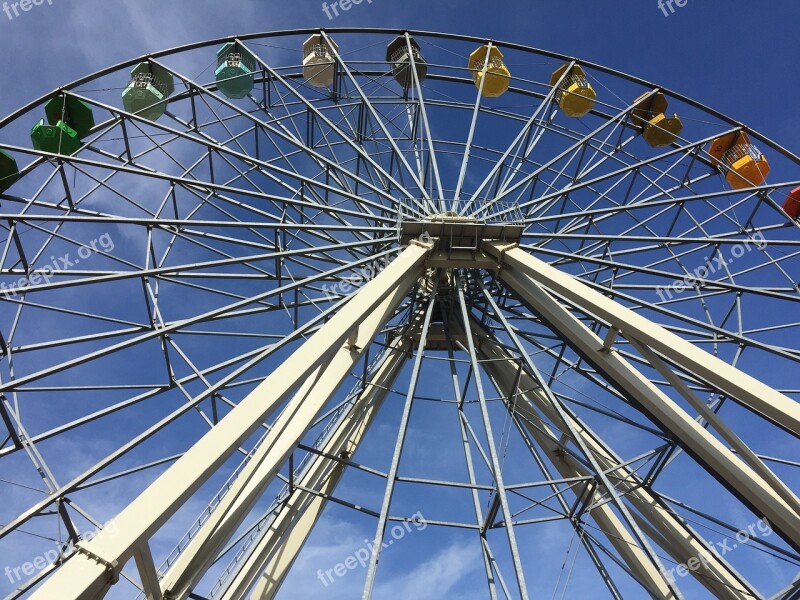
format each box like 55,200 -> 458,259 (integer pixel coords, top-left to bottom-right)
374,542 -> 479,599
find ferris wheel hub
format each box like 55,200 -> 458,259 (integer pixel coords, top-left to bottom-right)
400,202 -> 524,251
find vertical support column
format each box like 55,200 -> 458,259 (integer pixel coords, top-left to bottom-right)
456,274 -> 531,600
441,310 -> 500,600
29,242 -> 431,600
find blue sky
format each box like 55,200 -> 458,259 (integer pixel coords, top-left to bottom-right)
1,1 -> 799,599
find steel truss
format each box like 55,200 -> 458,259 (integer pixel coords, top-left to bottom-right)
0,28 -> 798,600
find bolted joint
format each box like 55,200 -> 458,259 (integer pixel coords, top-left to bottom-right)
482,240 -> 519,275
410,235 -> 436,250
600,327 -> 621,353
73,542 -> 120,585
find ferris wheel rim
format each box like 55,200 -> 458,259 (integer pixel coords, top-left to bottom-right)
0,26 -> 797,600
1,26 -> 799,167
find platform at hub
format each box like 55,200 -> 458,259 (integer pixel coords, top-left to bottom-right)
399,201 -> 525,254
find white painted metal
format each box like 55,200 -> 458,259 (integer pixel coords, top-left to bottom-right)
481,353 -> 679,599
133,544 -> 163,600
488,242 -> 800,550
27,242 -> 431,600
160,282 -> 410,598
476,323 -> 758,599
241,333 -> 411,600
488,243 -> 800,436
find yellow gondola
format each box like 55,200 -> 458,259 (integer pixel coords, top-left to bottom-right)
631,91 -> 683,148
469,45 -> 510,98
708,132 -> 770,190
550,64 -> 596,118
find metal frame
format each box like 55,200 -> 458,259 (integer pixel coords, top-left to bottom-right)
25,242 -> 430,599
0,29 -> 797,600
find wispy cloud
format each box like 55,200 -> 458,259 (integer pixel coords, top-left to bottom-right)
374,542 -> 480,599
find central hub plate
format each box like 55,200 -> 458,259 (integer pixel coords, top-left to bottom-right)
400,207 -> 524,251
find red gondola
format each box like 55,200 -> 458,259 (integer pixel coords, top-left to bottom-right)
784,186 -> 800,220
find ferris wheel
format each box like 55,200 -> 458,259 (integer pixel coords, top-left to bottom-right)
0,27 -> 798,600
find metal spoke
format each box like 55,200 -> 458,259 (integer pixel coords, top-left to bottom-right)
0,29 -> 797,600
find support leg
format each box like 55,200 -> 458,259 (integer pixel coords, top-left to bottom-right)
487,243 -> 800,552
28,242 -> 431,600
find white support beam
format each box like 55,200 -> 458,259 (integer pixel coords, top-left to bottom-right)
485,242 -> 800,436
486,243 -> 800,552
242,335 -> 411,600
134,543 -> 164,600
160,279 -> 411,598
477,327 -> 758,599
480,351 -> 678,598
632,339 -> 800,516
29,241 -> 431,600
